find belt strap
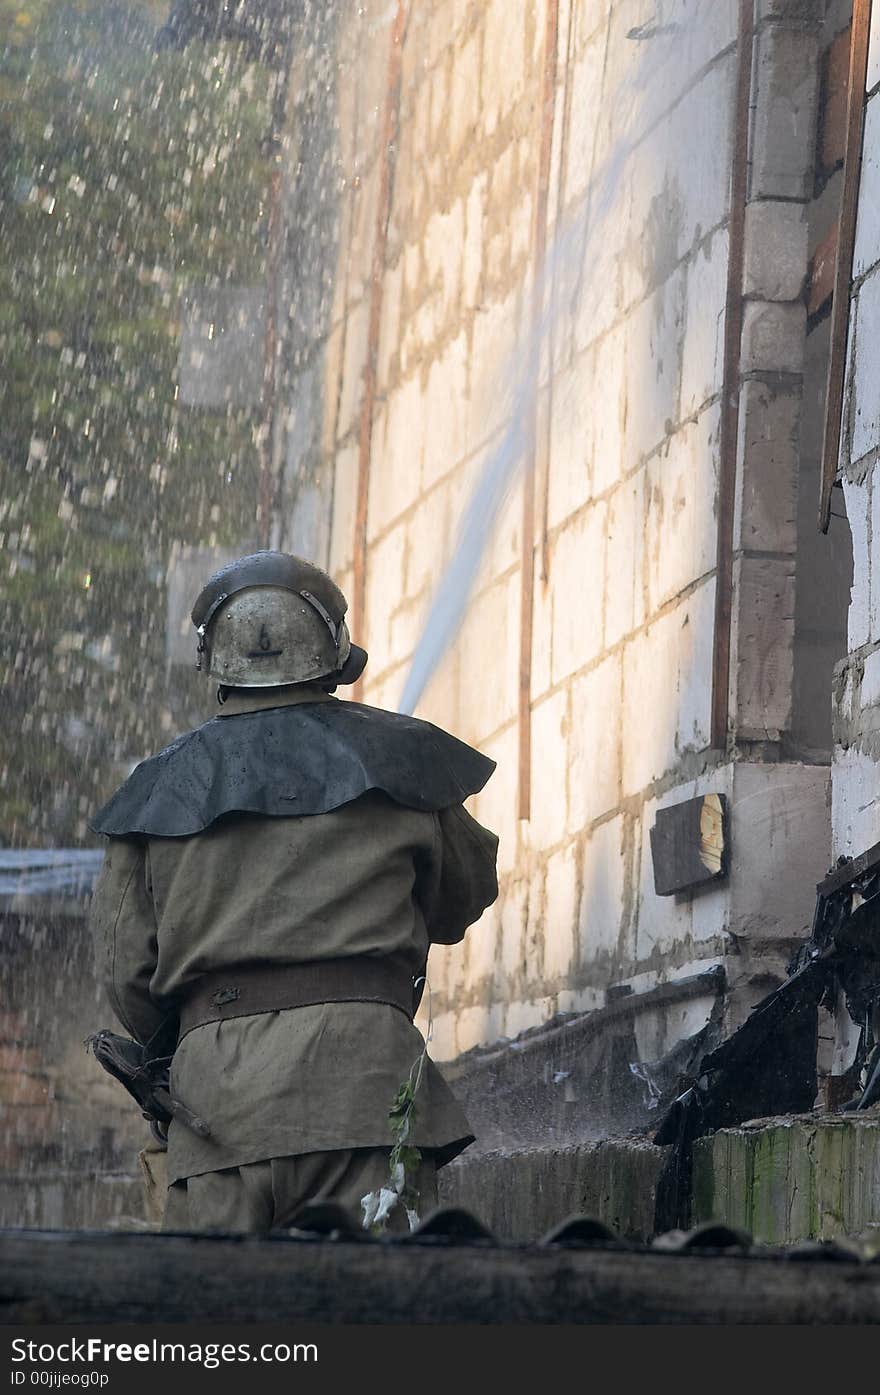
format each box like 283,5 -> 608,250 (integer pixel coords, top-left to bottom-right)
177,956 -> 418,1042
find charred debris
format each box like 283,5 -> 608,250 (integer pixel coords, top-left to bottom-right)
652,840 -> 880,1231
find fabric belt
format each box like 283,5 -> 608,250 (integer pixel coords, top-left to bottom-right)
177,956 -> 418,1042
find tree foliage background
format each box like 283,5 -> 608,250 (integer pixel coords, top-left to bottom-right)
0,1 -> 275,845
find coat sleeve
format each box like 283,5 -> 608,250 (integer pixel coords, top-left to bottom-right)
90,837 -> 167,1045
421,803 -> 499,945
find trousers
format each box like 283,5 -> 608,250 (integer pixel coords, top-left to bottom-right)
162,1146 -> 438,1235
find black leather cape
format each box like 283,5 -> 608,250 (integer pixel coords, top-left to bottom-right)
90,700 -> 496,838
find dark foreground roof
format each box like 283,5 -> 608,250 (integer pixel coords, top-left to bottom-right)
3,1208 -> 879,1324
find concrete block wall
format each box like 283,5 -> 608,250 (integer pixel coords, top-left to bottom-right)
0,911 -> 148,1229
693,1115 -> 880,1244
307,0 -> 739,1063
831,9 -> 880,860
276,0 -> 836,1062
439,1139 -> 667,1242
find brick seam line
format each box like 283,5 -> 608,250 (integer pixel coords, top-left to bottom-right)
518,0 -> 560,820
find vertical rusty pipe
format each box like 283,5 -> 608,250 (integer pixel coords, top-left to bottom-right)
518,0 -> 559,820
710,0 -> 754,752
539,0 -> 574,588
351,2 -> 409,700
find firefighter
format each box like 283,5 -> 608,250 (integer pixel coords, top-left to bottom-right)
89,550 -> 498,1233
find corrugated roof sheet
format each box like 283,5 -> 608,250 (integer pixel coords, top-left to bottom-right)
282,1203 -> 880,1261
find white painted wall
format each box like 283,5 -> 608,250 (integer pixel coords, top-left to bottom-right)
831,8 -> 880,861
280,0 -> 834,1059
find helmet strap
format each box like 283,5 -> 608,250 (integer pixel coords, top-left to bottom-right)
299,590 -> 341,647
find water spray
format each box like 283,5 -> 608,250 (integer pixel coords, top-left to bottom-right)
394,0 -> 711,717
396,131 -> 635,716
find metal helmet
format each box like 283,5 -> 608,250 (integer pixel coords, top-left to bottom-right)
191,550 -> 368,689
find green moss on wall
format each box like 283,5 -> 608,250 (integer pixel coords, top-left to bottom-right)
693,1117 -> 880,1245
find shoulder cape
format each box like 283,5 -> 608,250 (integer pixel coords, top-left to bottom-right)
90,700 -> 496,838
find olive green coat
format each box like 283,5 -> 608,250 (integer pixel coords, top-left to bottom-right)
91,688 -> 499,1185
